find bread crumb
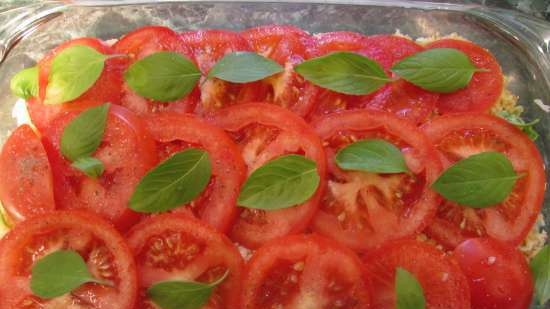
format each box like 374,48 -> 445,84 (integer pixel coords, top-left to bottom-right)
519,215 -> 547,260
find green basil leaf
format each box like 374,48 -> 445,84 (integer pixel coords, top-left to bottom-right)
391,48 -> 482,93
495,110 -> 539,141
431,152 -> 520,208
335,139 -> 410,174
148,270 -> 229,309
45,45 -> 107,105
530,245 -> 550,305
124,51 -> 201,102
396,267 -> 426,309
31,250 -> 109,299
130,148 -> 211,213
72,157 -> 104,178
294,51 -> 391,95
207,51 -> 283,83
238,154 -> 320,210
10,66 -> 38,99
60,103 -> 110,161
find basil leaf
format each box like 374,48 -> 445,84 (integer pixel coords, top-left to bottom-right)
130,148 -> 211,213
495,110 -> 539,141
396,267 -> 426,309
72,157 -> 104,178
124,51 -> 201,102
60,103 -> 110,161
238,154 -> 320,210
392,48 -> 482,93
335,139 -> 410,174
148,271 -> 228,309
530,245 -> 550,305
432,152 -> 520,208
294,51 -> 391,95
45,45 -> 107,105
207,51 -> 283,83
10,66 -> 38,99
31,250 -> 109,299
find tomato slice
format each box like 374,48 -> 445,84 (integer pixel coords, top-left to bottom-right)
310,110 -> 442,251
126,213 -> 244,309
426,39 -> 504,113
0,125 -> 55,224
211,103 -> 326,249
42,105 -> 157,231
143,113 -> 246,232
240,25 -> 319,117
454,238 -> 533,309
31,38 -> 127,132
0,210 -> 137,309
421,113 -> 545,249
363,239 -> 471,309
113,26 -> 200,116
242,234 -> 372,308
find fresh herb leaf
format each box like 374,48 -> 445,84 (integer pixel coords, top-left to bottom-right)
238,154 -> 320,210
10,66 -> 38,99
31,250 -> 110,299
530,245 -> 550,305
130,148 -> 211,213
335,139 -> 410,174
392,48 -> 483,93
495,110 -> 539,140
60,103 -> 110,162
295,51 -> 391,95
207,51 -> 283,83
396,267 -> 426,309
72,157 -> 104,178
45,45 -> 107,105
432,152 -> 520,208
148,270 -> 229,309
124,51 -> 201,102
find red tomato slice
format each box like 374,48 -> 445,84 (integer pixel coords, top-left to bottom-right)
426,39 -> 504,113
0,125 -> 55,223
126,213 -> 244,309
240,25 -> 319,117
143,113 -> 246,232
242,234 -> 372,309
0,210 -> 137,309
42,105 -> 157,231
113,26 -> 200,115
31,38 -> 127,131
454,238 -> 534,309
363,239 -> 471,309
421,113 -> 546,249
310,110 -> 442,251
211,103 -> 326,249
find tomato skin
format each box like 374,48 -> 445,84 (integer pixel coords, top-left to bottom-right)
454,238 -> 533,309
363,239 -> 471,309
0,210 -> 138,309
143,113 -> 246,232
0,125 -> 55,223
126,213 -> 244,309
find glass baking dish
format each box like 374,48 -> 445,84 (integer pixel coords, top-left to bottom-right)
0,1 -> 548,307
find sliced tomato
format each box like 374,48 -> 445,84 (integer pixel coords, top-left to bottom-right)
426,39 -> 504,113
363,239 -> 471,309
454,238 -> 534,309
30,38 -> 127,131
242,234 -> 372,309
144,113 -> 246,232
126,213 -> 244,309
42,105 -> 157,231
211,103 -> 326,249
0,210 -> 137,309
240,25 -> 319,117
310,110 -> 442,251
421,113 -> 545,249
0,125 -> 54,224
113,26 -> 200,116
